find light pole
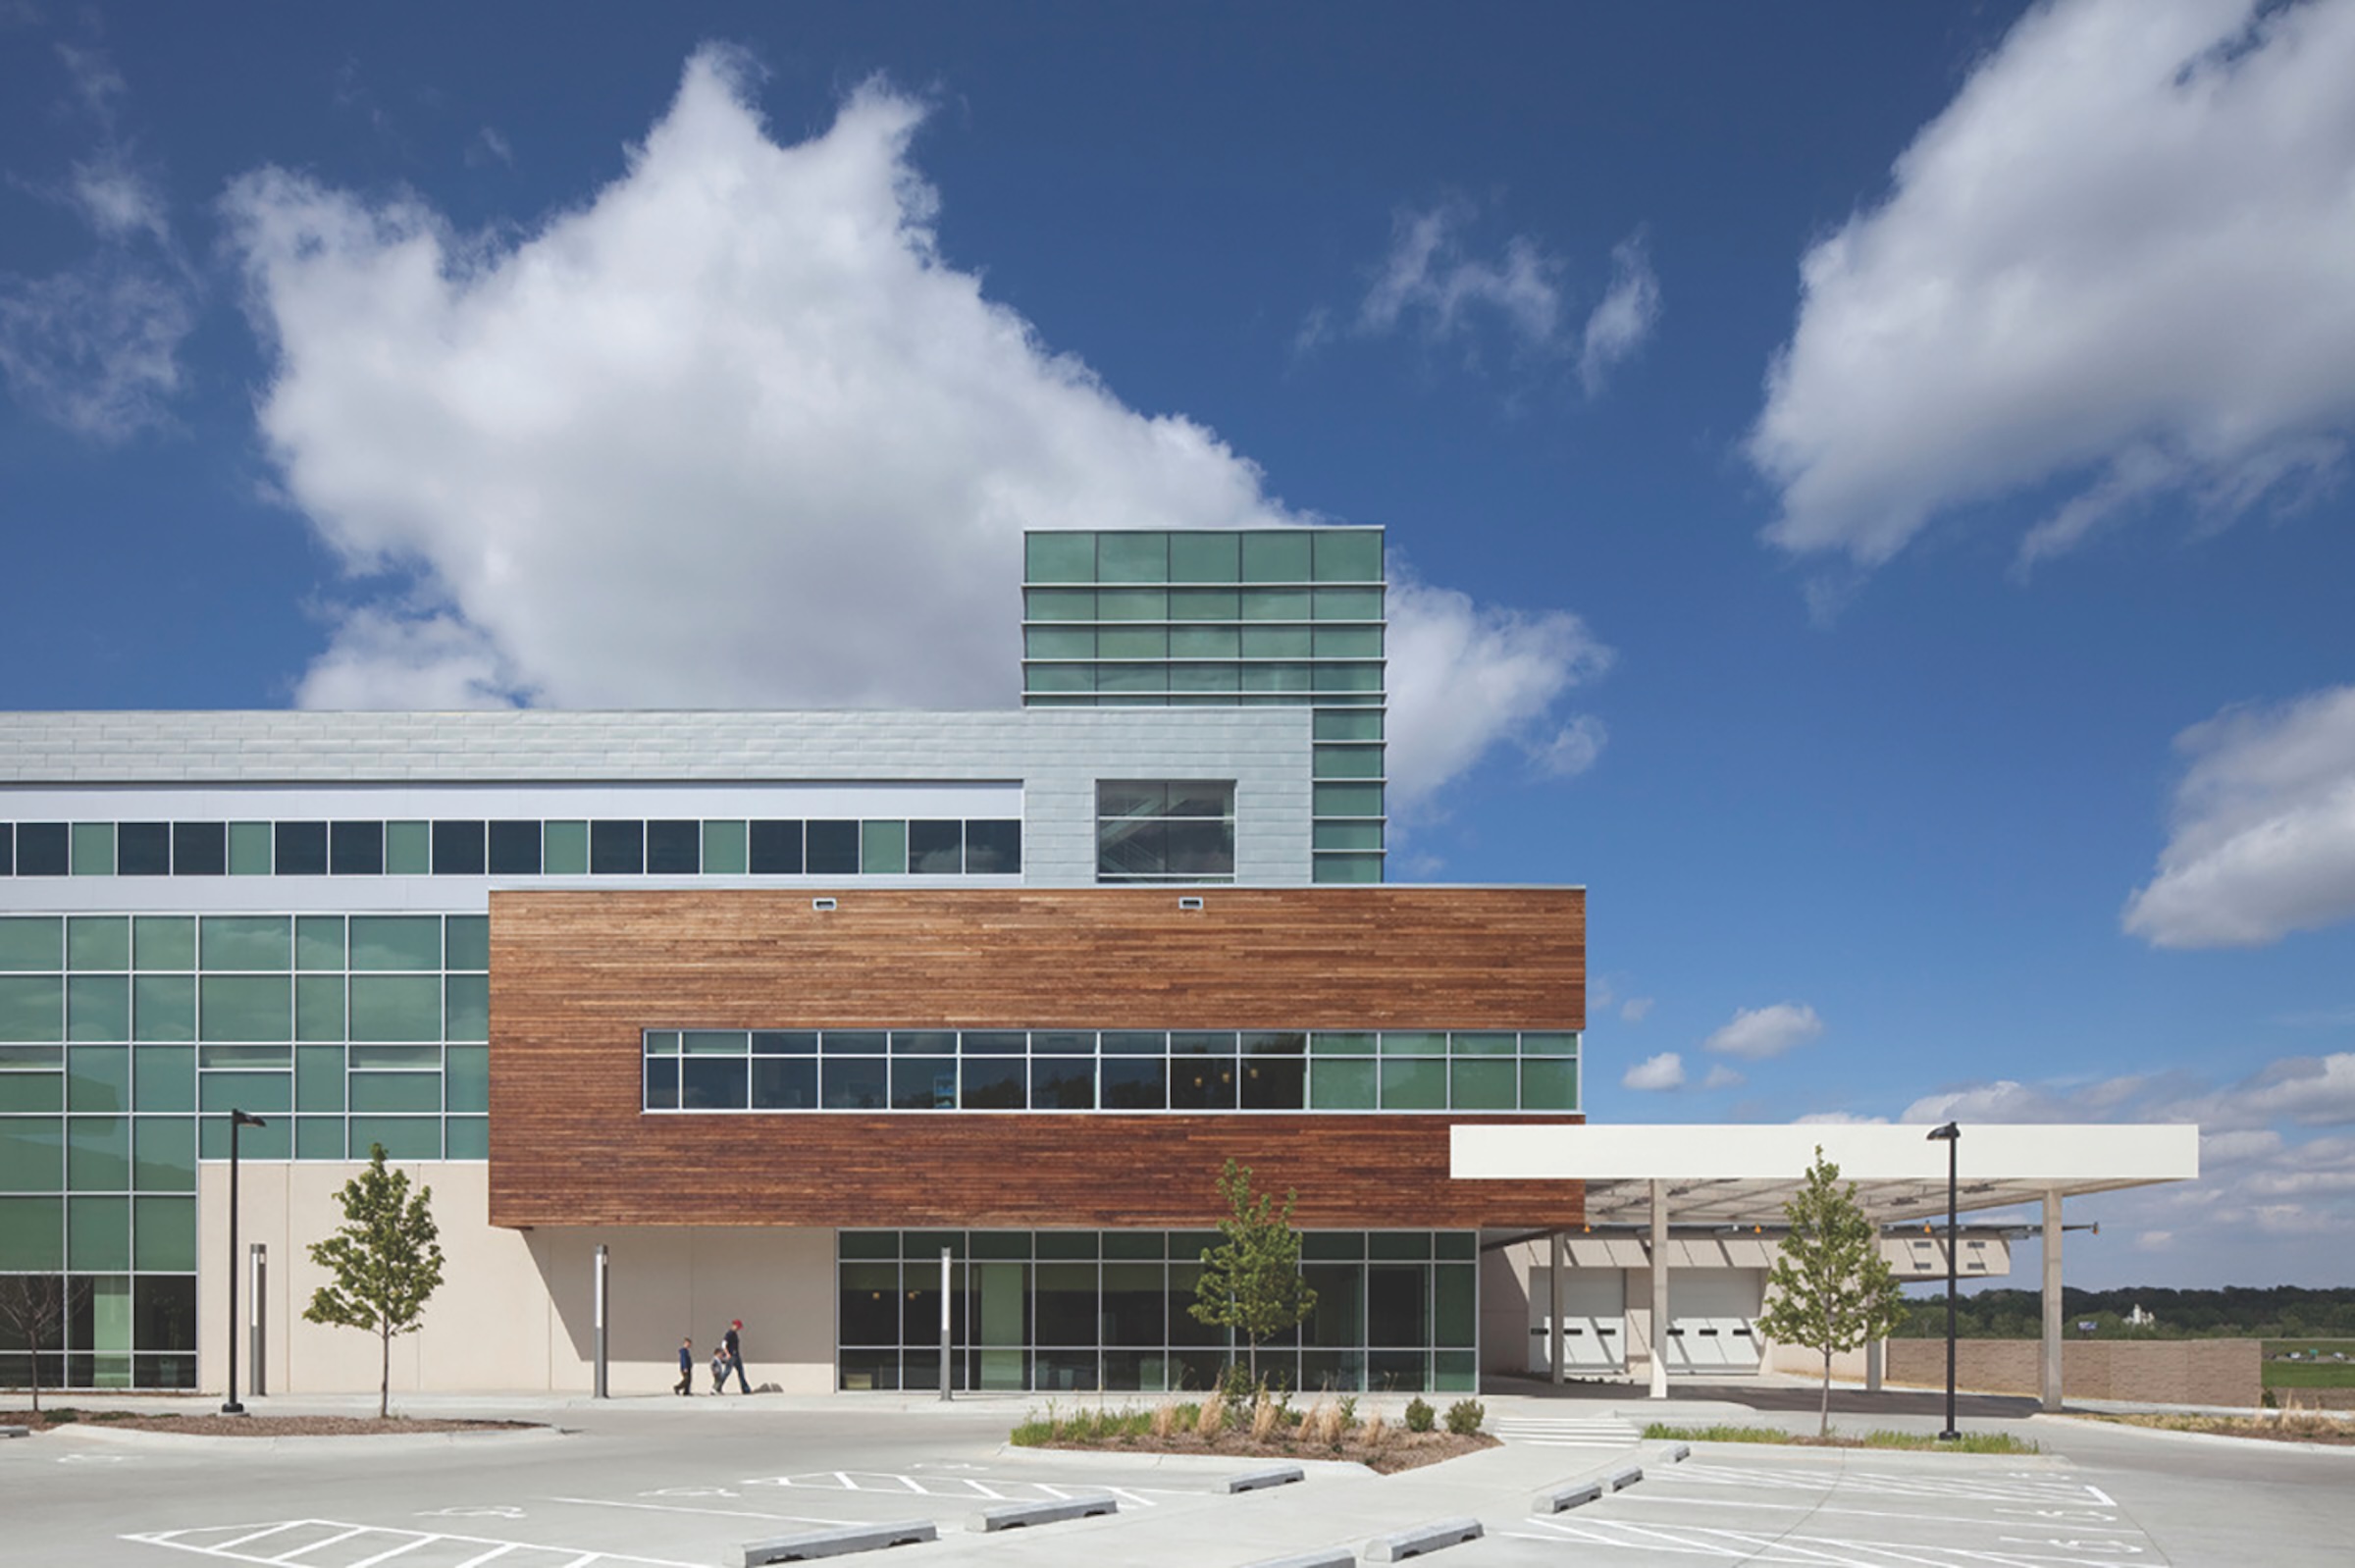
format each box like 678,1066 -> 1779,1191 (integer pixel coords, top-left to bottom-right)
1927,1122 -> 1961,1441
222,1109 -> 267,1415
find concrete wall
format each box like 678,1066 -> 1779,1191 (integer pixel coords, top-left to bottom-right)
1885,1337 -> 2262,1408
198,1162 -> 835,1397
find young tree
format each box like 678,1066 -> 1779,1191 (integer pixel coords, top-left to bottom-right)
1190,1158 -> 1318,1387
304,1144 -> 445,1418
0,1275 -> 84,1414
1754,1146 -> 1909,1437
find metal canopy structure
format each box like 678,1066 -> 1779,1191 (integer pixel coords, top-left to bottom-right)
1451,1123 -> 2201,1409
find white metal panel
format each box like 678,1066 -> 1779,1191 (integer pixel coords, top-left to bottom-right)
1663,1268 -> 1762,1374
1527,1269 -> 1624,1375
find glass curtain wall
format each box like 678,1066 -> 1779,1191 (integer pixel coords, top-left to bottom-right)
838,1228 -> 1477,1394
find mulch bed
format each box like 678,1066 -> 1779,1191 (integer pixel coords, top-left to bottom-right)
2078,1413 -> 2355,1446
1029,1429 -> 1498,1475
2,1408 -> 541,1438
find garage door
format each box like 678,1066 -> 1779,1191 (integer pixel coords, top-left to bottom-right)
1527,1269 -> 1626,1375
1663,1268 -> 1762,1374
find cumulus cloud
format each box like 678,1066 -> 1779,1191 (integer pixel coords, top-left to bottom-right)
1701,1064 -> 1745,1091
224,51 -> 1604,811
0,43 -> 195,440
1703,1002 -> 1824,1061
1577,234 -> 1660,397
1622,1052 -> 1686,1092
1750,0 -> 2355,572
2125,686 -> 2355,948
1620,996 -> 1654,1023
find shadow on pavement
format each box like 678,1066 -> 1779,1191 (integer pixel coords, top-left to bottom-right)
1487,1373 -> 2040,1419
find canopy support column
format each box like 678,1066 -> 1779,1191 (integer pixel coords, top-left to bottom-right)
1549,1229 -> 1566,1385
2042,1188 -> 2064,1412
1648,1178 -> 1669,1399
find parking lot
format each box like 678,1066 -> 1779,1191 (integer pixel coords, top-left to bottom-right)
7,1391 -> 2351,1567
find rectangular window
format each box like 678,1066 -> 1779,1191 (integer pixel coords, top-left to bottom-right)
116,823 -> 171,876
590,820 -> 644,874
908,820 -> 962,874
18,822 -> 69,876
329,821 -> 384,875
487,820 -> 543,875
645,819 -> 700,874
542,820 -> 588,875
432,820 -> 487,875
963,820 -> 1021,874
749,820 -> 805,874
1097,781 -> 1235,882
806,820 -> 859,875
386,820 -> 432,874
172,821 -> 226,876
274,822 -> 328,876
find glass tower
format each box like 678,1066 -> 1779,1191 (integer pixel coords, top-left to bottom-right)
1020,528 -> 1386,883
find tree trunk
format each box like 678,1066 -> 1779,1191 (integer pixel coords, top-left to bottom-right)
1819,1347 -> 1833,1437
379,1320 -> 392,1419
28,1324 -> 40,1414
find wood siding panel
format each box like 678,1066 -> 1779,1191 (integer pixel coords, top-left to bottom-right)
490,887 -> 1584,1229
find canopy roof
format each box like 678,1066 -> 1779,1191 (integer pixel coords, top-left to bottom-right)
1451,1123 -> 2201,1228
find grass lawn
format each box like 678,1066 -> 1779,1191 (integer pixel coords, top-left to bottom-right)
2262,1340 -> 2355,1388
1643,1423 -> 2037,1454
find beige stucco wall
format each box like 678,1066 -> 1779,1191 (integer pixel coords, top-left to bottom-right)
1884,1337 -> 2262,1407
198,1162 -> 835,1397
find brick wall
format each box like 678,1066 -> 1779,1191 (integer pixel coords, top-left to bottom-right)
1886,1338 -> 2261,1407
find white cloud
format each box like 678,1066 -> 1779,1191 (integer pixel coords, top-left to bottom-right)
1577,233 -> 1660,397
1357,203 -> 1564,349
2124,686 -> 2355,948
224,52 -> 1604,812
468,127 -> 515,169
1750,0 -> 2355,572
1701,1063 -> 1744,1091
0,43 -> 194,441
1622,1052 -> 1686,1092
1703,1001 -> 1824,1060
1525,712 -> 1608,781
1792,1111 -> 1886,1126
1620,996 -> 1654,1023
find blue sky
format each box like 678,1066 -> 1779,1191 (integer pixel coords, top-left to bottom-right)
5,1 -> 2354,1289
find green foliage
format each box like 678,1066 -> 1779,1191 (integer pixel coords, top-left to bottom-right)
1190,1158 -> 1317,1382
1754,1146 -> 1910,1437
1443,1398 -> 1486,1437
1642,1422 -> 2038,1454
1010,1401 -> 1155,1445
1337,1394 -> 1360,1430
1403,1395 -> 1436,1433
2265,1359 -> 2355,1389
303,1143 -> 445,1418
1893,1287 -> 2355,1340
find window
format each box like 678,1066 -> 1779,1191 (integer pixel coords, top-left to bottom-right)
1097,782 -> 1234,883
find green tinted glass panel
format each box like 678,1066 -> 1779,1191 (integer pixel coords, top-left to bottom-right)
0,1117 -> 61,1188
202,916 -> 289,971
1380,1060 -> 1446,1110
199,1072 -> 290,1116
295,1046 -> 345,1111
0,1195 -> 64,1269
67,1046 -> 131,1112
1169,587 -> 1239,618
348,975 -> 442,1042
1169,662 -> 1238,692
543,821 -> 588,875
1520,1032 -> 1578,1057
445,916 -> 490,971
1310,1031 -> 1376,1056
1097,532 -> 1168,583
350,1073 -> 440,1113
1024,588 -> 1096,622
1239,588 -> 1312,620
67,1194 -> 130,1269
1240,625 -> 1312,658
1434,1349 -> 1477,1392
349,916 -> 442,971
1097,589 -> 1167,621
1242,531 -> 1313,582
295,975 -> 344,1042
0,1068 -> 62,1112
293,1117 -> 342,1160
132,1194 -> 195,1271
1313,747 -> 1384,779
1309,1059 -> 1377,1110
445,1117 -> 489,1160
133,916 -> 195,970
1312,821 -> 1385,851
1170,531 -> 1239,583
1451,1031 -> 1516,1057
1381,1032 -> 1445,1057
348,1117 -> 439,1160
1313,625 -> 1383,657
1520,1059 -> 1579,1111
860,821 -> 908,875
133,974 -> 195,1042
1312,530 -> 1383,582
1313,783 -> 1385,818
1025,532 -> 1095,584
1027,663 -> 1094,694
0,975 -> 63,1040
133,1116 -> 195,1191
445,1046 -> 489,1114
227,821 -> 273,875
200,976 -> 290,1041
1313,709 -> 1384,741
1315,661 -> 1384,692
1450,1060 -> 1517,1110
445,974 -> 489,1040
385,820 -> 432,874
702,820 -> 749,875
1025,626 -> 1094,658
0,917 -> 63,971
1098,626 -> 1169,658
71,822 -> 116,875
68,975 -> 130,1041
296,916 -> 346,971
1097,662 -> 1166,694
68,916 -> 131,971
67,1116 -> 131,1189
200,1042 -> 289,1069
1312,853 -> 1384,883
1434,1262 -> 1476,1346
1313,586 -> 1384,621
133,1047 -> 193,1112
1170,625 -> 1239,657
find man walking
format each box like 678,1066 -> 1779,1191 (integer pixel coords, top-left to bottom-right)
674,1336 -> 694,1396
725,1319 -> 751,1393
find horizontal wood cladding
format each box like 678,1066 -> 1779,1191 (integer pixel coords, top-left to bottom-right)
490,887 -> 1585,1229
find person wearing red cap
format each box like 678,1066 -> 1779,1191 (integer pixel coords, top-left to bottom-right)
723,1319 -> 750,1393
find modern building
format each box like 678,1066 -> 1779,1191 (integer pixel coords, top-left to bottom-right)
0,525 -> 2200,1405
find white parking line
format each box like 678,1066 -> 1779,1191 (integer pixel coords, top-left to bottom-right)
550,1496 -> 850,1527
122,1520 -> 706,1568
1513,1515 -> 2152,1566
739,1469 -> 1185,1507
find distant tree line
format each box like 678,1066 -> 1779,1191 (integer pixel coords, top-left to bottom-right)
1891,1285 -> 2355,1340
